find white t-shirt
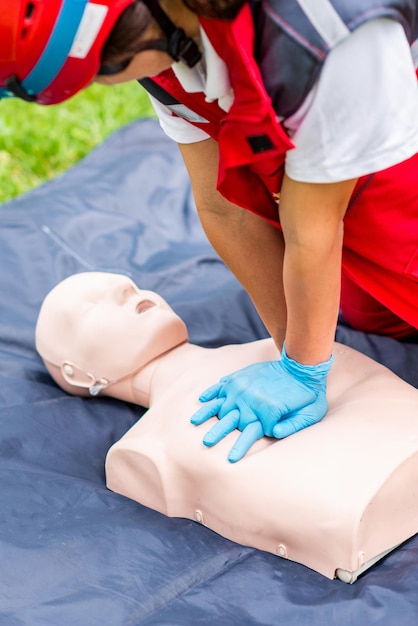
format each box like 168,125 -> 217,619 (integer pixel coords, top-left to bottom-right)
150,18 -> 418,183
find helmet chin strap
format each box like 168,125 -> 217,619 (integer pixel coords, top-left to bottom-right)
141,0 -> 202,67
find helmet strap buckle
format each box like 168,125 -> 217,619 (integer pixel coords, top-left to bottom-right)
5,75 -> 37,102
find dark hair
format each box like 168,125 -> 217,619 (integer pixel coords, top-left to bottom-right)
101,2 -> 153,64
101,0 -> 247,64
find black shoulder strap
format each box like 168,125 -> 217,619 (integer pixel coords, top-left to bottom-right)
138,77 -> 181,105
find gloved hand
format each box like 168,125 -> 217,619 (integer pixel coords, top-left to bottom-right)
190,343 -> 333,462
190,394 -> 264,463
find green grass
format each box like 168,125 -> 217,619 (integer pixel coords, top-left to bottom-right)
0,81 -> 155,203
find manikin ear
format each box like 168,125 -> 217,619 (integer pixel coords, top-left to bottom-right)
60,362 -> 109,396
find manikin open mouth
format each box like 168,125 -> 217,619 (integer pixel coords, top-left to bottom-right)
136,299 -> 156,314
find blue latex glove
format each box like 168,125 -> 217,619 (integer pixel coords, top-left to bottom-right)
190,343 -> 333,462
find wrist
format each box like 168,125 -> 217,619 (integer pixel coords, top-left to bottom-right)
283,334 -> 335,367
280,342 -> 333,388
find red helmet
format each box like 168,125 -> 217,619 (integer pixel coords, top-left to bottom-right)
0,0 -> 135,105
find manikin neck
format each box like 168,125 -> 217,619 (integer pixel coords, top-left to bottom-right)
103,342 -> 205,408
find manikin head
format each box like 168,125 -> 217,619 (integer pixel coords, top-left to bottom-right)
35,272 -> 188,397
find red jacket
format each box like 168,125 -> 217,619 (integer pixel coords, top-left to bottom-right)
145,4 -> 293,226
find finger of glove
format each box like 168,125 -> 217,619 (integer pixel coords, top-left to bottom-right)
236,403 -> 260,431
216,391 -> 244,419
228,421 -> 264,463
271,402 -> 324,439
203,409 -> 240,446
198,382 -> 224,402
218,400 -> 259,432
190,397 -> 225,425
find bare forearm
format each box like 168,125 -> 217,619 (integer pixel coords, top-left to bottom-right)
283,222 -> 343,364
279,173 -> 357,365
200,200 -> 288,345
179,139 -> 287,346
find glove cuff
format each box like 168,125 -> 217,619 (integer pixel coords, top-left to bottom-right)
280,342 -> 333,388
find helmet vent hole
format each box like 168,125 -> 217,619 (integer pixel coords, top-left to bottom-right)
25,2 -> 35,19
21,2 -> 36,39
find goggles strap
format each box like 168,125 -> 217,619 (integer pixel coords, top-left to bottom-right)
141,0 -> 201,67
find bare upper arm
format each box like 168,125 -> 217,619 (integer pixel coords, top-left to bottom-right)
178,139 -> 229,214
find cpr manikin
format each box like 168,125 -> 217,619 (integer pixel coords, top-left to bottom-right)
35,272 -> 418,582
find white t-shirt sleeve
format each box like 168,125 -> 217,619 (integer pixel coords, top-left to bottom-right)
284,19 -> 418,183
148,94 -> 210,144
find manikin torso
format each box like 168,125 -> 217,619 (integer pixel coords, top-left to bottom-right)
106,337 -> 418,582
35,272 -> 418,582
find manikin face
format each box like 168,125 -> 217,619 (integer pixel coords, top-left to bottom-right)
35,272 -> 188,389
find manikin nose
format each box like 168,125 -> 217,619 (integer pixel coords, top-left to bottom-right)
110,282 -> 137,305
135,299 -> 156,314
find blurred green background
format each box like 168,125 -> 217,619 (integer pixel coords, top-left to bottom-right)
0,81 -> 155,204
